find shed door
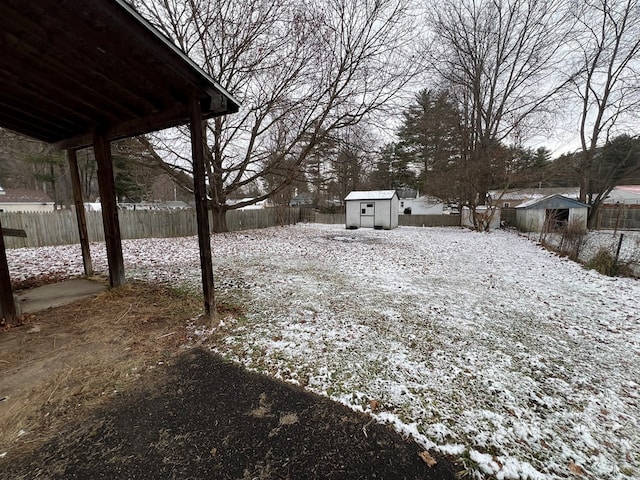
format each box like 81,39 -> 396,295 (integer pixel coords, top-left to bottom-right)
360,202 -> 374,228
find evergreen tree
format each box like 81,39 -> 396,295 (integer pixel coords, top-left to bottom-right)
368,143 -> 417,190
396,89 -> 462,187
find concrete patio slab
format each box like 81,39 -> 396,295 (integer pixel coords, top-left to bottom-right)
16,279 -> 108,314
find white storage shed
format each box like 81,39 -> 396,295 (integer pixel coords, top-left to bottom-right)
515,194 -> 589,232
344,190 -> 399,230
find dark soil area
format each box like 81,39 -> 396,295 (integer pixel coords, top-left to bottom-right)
5,349 -> 458,480
1,282 -> 461,479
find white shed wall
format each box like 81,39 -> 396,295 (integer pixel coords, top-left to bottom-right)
516,209 -> 544,232
345,201 -> 362,228
569,208 -> 588,228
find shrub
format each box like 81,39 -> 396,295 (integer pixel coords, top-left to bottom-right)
587,247 -> 634,277
588,248 -> 617,276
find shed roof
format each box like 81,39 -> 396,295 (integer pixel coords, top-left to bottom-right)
516,194 -> 589,210
344,190 -> 398,201
0,0 -> 239,150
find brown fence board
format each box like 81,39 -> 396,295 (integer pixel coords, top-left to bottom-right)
595,206 -> 640,230
398,214 -> 461,227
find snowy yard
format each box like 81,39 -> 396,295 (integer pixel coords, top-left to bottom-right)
8,224 -> 640,479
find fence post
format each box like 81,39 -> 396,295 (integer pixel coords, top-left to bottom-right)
614,233 -> 624,264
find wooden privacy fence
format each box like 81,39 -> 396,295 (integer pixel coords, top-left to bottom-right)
398,214 -> 461,227
303,212 -> 461,227
595,206 -> 640,230
1,207 -> 301,249
2,207 -> 465,249
313,212 -> 346,224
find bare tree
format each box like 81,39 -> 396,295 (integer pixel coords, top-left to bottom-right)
570,0 -> 640,225
134,0 -> 420,231
424,0 -> 572,229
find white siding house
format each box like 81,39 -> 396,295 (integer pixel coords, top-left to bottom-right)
399,195 -> 444,215
515,194 -> 589,232
0,188 -> 55,212
345,190 -> 399,230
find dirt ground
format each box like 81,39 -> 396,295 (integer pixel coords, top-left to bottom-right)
0,281 -> 460,479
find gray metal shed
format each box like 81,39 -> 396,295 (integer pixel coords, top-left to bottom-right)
515,194 -> 589,232
344,190 -> 399,230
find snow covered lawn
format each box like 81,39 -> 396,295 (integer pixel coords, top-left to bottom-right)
8,224 -> 640,479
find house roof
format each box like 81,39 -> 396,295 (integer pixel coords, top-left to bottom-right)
490,187 -> 580,202
0,0 -> 239,150
344,190 -> 398,201
616,185 -> 640,195
407,195 -> 444,205
604,185 -> 640,205
0,188 -> 54,203
516,194 -> 589,210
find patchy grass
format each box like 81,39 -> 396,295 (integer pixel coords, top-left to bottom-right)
0,281 -> 203,457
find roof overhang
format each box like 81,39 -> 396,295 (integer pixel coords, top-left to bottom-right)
0,0 -> 239,150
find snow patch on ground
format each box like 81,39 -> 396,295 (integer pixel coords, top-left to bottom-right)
8,224 -> 640,479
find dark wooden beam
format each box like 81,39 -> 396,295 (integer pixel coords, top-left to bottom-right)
1,228 -> 26,238
190,94 -> 215,321
53,104 -> 191,151
93,131 -> 125,287
0,217 -> 18,326
68,149 -> 94,277
52,96 -> 234,151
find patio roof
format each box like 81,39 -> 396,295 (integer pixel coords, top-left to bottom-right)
0,0 -> 239,149
0,0 -> 239,326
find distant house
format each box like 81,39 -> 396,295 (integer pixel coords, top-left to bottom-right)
399,194 -> 444,215
344,190 -> 399,230
515,194 -> 589,232
490,185 -> 640,208
226,197 -> 270,210
0,187 -> 55,212
289,193 -> 314,207
603,185 -> 640,205
489,187 -> 580,208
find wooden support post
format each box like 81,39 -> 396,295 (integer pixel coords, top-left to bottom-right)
0,218 -> 18,326
93,131 -> 125,287
68,149 -> 94,277
189,94 -> 215,320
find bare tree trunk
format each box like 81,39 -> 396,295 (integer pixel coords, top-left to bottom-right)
210,204 -> 228,233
